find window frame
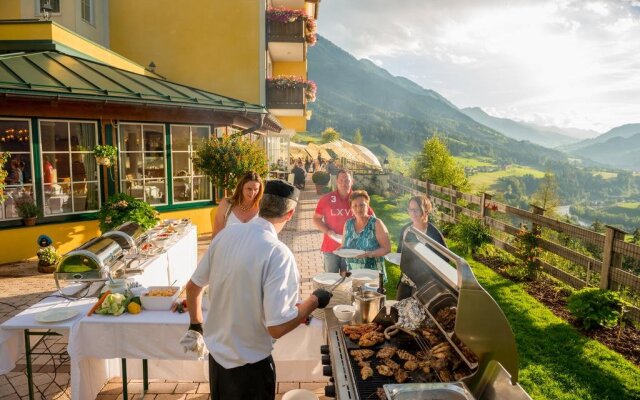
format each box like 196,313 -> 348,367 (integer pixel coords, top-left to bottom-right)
36,0 -> 61,15
0,118 -> 36,222
118,122 -> 169,206
38,119 -> 102,217
80,0 -> 94,25
169,124 -> 212,205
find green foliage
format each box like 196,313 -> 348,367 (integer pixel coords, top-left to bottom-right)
531,170 -> 560,210
37,247 -> 60,266
15,195 -> 40,219
312,171 -> 330,185
0,151 -> 9,203
193,135 -> 268,192
567,288 -> 625,330
321,127 -> 340,143
353,128 -> 363,145
413,136 -> 469,190
451,216 -> 492,255
513,225 -> 542,280
97,192 -> 159,233
93,145 -> 118,162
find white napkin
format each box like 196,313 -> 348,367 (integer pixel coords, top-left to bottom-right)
179,330 -> 208,360
328,232 -> 343,244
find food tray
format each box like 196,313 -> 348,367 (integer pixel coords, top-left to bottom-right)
140,286 -> 180,311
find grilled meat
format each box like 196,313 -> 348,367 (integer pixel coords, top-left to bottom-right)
376,364 -> 394,376
404,360 -> 419,371
394,368 -> 409,383
350,349 -> 374,361
431,358 -> 448,370
376,346 -> 397,359
435,306 -> 457,332
343,323 -> 378,336
376,387 -> 388,400
358,331 -> 385,347
383,358 -> 400,371
361,364 -> 374,380
419,360 -> 431,374
396,349 -> 417,361
437,369 -> 453,382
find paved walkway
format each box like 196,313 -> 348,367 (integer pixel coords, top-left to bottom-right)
0,177 -> 330,399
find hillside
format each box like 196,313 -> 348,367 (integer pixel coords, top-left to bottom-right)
461,107 -> 578,148
562,123 -> 640,153
307,36 -> 568,168
570,132 -> 640,170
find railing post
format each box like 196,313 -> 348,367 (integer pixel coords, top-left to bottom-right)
600,225 -> 626,290
480,192 -> 491,221
451,185 -> 458,222
529,204 -> 545,236
425,179 -> 430,197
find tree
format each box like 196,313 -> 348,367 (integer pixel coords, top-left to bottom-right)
321,127 -> 340,143
353,128 -> 363,145
412,136 -> 469,190
193,135 -> 268,192
632,228 -> 640,244
531,170 -> 560,211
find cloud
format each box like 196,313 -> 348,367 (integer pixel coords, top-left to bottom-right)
318,0 -> 640,133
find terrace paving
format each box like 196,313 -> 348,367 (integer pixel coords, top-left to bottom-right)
0,176 -> 331,399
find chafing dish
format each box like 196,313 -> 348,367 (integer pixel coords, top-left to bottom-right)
101,221 -> 148,252
321,227 -> 531,400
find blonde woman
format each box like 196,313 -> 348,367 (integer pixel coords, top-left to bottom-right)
211,171 -> 264,239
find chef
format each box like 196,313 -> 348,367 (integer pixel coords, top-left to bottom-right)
183,179 -> 332,400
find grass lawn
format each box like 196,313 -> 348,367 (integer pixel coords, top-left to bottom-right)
469,165 -> 545,190
616,201 -> 640,209
291,131 -> 321,143
453,156 -> 495,168
592,171 -> 618,179
369,193 -> 640,400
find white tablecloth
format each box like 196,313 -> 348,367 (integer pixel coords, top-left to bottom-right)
0,225 -> 198,392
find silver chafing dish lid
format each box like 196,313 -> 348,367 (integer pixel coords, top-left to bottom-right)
102,222 -> 147,250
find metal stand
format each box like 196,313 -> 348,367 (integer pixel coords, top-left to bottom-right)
24,329 -> 64,400
121,358 -> 149,398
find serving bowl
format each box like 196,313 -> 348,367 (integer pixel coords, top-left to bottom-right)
333,304 -> 356,323
140,286 -> 181,311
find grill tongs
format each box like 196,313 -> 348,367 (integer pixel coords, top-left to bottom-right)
384,297 -> 431,353
325,270 -> 352,293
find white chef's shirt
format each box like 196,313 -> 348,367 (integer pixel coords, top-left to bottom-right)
190,217 -> 300,369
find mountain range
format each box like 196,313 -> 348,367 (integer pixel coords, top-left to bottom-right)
307,36 -> 639,171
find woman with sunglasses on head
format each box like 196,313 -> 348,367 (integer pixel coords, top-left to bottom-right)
396,195 -> 447,300
211,171 -> 264,239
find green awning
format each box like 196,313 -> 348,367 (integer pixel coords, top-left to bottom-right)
0,50 -> 267,115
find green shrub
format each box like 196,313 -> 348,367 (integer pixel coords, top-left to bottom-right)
0,152 -> 9,203
37,247 -> 60,265
452,216 -> 492,255
312,171 -> 330,185
567,288 -> 625,330
97,192 -> 159,232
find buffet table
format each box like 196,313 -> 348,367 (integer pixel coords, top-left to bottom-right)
0,224 -> 198,400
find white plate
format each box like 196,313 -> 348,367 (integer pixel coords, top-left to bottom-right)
333,248 -> 365,258
35,308 -> 79,323
384,252 -> 402,265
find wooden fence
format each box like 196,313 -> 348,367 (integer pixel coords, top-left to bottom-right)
379,170 -> 640,322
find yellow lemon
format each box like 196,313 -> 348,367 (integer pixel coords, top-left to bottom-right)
127,302 -> 141,314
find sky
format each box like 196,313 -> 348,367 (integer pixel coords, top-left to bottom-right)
319,0 -> 640,137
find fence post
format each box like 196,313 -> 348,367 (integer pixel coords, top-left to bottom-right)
425,179 -> 430,197
600,225 -> 626,290
451,185 -> 458,222
480,192 -> 491,221
529,204 -> 545,236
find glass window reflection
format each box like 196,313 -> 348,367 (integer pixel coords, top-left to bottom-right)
170,125 -> 211,203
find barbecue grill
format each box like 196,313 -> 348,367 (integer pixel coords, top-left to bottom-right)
321,227 -> 531,399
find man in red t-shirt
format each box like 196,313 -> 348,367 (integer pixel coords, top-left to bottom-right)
313,169 -> 373,273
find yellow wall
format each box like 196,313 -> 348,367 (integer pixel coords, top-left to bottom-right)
0,1 -> 21,18
272,61 -> 307,77
0,206 -> 218,264
109,0 -> 264,105
278,116 -> 307,132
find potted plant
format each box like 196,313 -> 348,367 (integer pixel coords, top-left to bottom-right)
37,246 -> 60,273
97,192 -> 159,233
266,75 -> 317,103
94,145 -> 118,167
312,171 -> 330,194
266,7 -> 317,46
15,194 -> 40,226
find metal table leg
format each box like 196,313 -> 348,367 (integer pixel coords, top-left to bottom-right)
23,329 -> 64,400
143,359 -> 148,393
121,358 -> 128,399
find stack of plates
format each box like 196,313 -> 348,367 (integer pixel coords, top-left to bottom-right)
350,269 -> 380,292
311,272 -> 353,320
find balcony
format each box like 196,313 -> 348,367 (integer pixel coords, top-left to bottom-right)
267,18 -> 306,61
266,82 -> 305,116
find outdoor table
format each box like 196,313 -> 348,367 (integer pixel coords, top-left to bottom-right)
0,225 -> 198,400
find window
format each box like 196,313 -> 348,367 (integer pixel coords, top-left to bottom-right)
0,119 -> 35,221
37,0 -> 60,14
39,120 -> 101,216
81,0 -> 93,24
119,123 -> 167,205
171,125 -> 211,203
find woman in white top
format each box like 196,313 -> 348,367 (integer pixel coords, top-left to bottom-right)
212,171 -> 264,239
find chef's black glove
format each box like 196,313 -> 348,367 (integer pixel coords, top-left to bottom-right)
188,323 -> 203,335
313,289 -> 333,309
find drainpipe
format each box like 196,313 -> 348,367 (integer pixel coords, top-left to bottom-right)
233,112 -> 267,137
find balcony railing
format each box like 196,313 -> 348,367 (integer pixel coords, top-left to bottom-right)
267,18 -> 305,43
266,82 -> 305,110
